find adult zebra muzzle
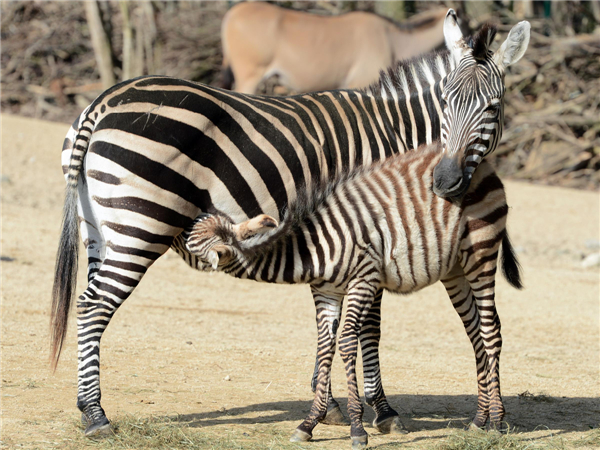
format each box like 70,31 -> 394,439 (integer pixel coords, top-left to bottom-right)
432,155 -> 469,198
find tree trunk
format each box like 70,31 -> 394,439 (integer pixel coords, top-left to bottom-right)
85,1 -> 115,89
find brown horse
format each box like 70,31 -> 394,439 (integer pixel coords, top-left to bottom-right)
220,3 -> 449,94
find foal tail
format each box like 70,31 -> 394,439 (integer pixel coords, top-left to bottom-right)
501,231 -> 523,289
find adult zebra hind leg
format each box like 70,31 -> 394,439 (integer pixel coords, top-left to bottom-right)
76,240 -> 166,436
361,289 -> 406,434
291,288 -> 344,442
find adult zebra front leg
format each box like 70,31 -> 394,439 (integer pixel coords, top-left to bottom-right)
291,288 -> 344,442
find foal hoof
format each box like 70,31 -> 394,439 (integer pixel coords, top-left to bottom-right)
290,429 -> 312,442
373,415 -> 408,434
466,421 -> 483,431
81,405 -> 112,437
351,434 -> 368,450
321,405 -> 350,426
82,413 -> 112,437
488,421 -> 509,433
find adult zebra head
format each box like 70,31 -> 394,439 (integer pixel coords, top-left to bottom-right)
433,10 -> 530,198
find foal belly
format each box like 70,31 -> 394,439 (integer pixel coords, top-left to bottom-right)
383,251 -> 454,294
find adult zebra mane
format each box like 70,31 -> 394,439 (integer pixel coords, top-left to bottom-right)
363,49 -> 452,97
236,141 -> 443,255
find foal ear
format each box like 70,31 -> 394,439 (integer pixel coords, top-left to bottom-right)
232,214 -> 278,241
206,249 -> 220,270
444,9 -> 468,66
492,21 -> 531,69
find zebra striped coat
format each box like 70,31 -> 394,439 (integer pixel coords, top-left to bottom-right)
51,9 -> 530,439
181,142 -> 523,447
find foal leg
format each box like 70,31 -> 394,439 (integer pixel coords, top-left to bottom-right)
361,289 -> 405,434
291,289 -> 344,442
442,265 -> 491,429
463,256 -> 504,429
309,288 -> 350,426
339,278 -> 380,450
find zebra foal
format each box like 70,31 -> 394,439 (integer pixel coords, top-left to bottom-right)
181,142 -> 523,448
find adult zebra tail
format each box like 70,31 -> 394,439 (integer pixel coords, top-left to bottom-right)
50,111 -> 95,369
501,231 -> 523,289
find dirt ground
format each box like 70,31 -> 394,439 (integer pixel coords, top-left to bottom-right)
1,113 -> 599,449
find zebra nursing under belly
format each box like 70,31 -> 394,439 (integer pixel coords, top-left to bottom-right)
181,141 -> 523,449
50,10 -> 530,439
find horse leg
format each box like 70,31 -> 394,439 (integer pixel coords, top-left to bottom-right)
291,289 -> 344,442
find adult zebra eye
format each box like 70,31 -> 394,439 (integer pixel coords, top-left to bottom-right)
486,106 -> 500,117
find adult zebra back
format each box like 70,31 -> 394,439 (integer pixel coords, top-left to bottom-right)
181,141 -> 523,449
51,11 -> 530,437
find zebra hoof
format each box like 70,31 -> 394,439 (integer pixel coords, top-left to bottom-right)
488,421 -> 508,434
83,416 -> 112,437
373,415 -> 408,434
351,434 -> 368,450
290,429 -> 312,442
81,405 -> 112,437
321,405 -> 350,426
466,421 -> 484,431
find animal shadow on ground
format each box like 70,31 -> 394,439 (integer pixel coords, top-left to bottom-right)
171,394 -> 599,434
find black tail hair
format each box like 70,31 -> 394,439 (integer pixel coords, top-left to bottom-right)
50,185 -> 80,370
501,230 -> 523,289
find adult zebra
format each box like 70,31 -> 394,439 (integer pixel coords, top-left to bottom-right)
180,140 -> 523,449
51,10 -> 530,437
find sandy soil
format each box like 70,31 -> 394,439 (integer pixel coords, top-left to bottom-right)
1,114 -> 599,449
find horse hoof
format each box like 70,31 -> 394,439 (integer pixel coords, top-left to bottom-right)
321,405 -> 350,426
351,434 -> 368,450
373,415 -> 408,434
290,429 -> 312,442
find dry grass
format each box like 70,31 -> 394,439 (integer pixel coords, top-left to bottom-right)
433,427 -> 600,450
61,414 -> 312,450
54,416 -> 600,450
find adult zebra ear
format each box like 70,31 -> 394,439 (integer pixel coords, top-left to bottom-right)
492,21 -> 531,69
444,9 -> 468,66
